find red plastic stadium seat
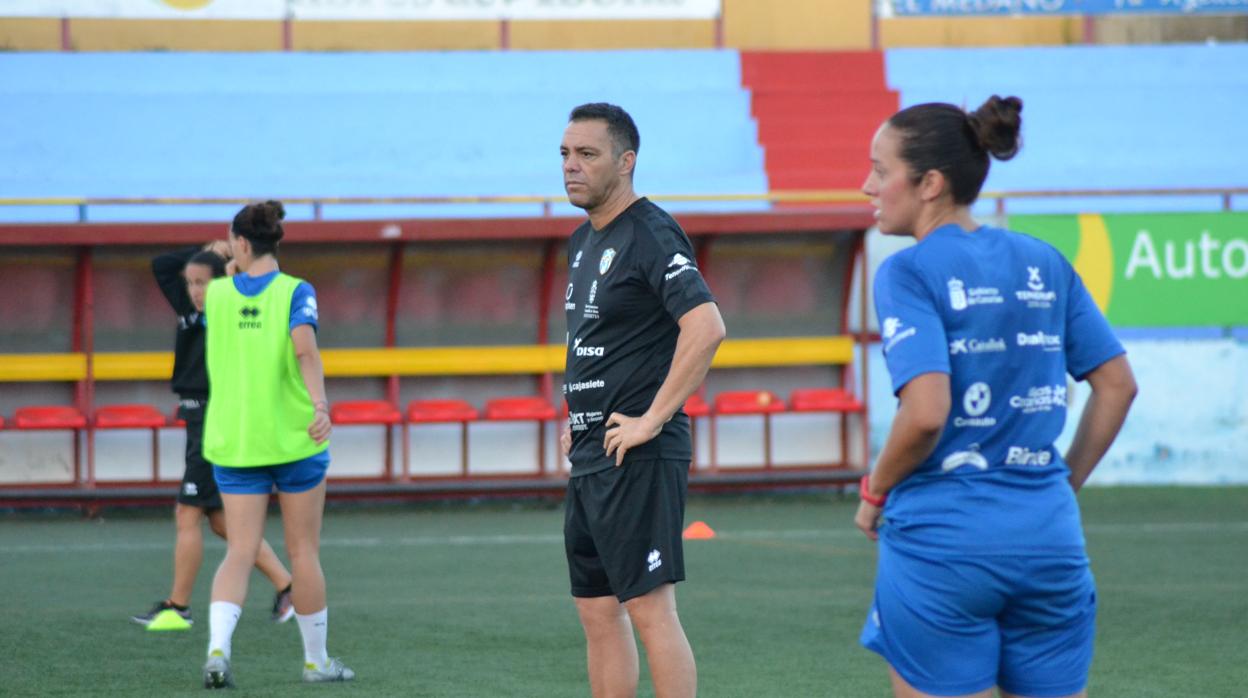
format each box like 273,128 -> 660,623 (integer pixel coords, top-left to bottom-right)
789,388 -> 863,413
14,405 -> 87,430
485,397 -> 557,421
0,415 -> 5,429
714,390 -> 786,415
95,404 -> 168,429
407,399 -> 479,423
331,400 -> 402,425
684,394 -> 711,418
403,399 -> 480,480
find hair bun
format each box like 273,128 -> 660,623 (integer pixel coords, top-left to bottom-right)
247,200 -> 285,241
968,95 -> 1023,161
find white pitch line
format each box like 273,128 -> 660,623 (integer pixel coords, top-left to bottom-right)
0,521 -> 1244,554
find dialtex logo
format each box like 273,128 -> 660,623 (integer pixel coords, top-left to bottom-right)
238,306 -> 262,329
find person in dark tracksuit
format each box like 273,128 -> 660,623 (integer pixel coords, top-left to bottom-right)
559,103 -> 726,698
130,243 -> 293,631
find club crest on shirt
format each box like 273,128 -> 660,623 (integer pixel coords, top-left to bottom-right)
599,248 -> 616,275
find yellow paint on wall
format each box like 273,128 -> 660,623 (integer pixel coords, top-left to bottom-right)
722,0 -> 871,50
508,20 -> 714,50
879,17 -> 1081,47
0,18 -> 62,50
1074,214 -> 1114,314
69,19 -> 282,51
293,21 -> 499,51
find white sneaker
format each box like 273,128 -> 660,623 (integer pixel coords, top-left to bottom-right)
202,651 -> 234,689
302,657 -> 355,683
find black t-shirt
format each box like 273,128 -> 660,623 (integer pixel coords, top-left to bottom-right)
563,197 -> 716,477
152,247 -> 209,402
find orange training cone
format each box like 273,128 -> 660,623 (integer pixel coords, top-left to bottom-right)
682,521 -> 716,540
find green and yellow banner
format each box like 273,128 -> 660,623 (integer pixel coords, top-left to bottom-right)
1009,213 -> 1248,327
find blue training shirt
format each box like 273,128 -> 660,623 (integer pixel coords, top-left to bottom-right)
874,223 -> 1124,557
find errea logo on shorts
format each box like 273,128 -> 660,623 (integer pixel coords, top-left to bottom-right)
646,549 -> 662,572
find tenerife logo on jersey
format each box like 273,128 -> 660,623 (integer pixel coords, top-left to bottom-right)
949,337 -> 1006,355
599,248 -> 616,275
1016,266 -> 1057,308
948,277 -> 1003,310
572,250 -> 583,268
1027,266 -> 1044,291
882,317 -> 917,353
1017,331 -> 1062,351
954,382 -> 996,428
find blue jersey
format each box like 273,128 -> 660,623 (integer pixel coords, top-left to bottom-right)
874,223 -> 1124,557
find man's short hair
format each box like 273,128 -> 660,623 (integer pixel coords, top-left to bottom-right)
569,103 -> 640,159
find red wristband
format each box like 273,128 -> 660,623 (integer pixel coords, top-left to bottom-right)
859,474 -> 887,507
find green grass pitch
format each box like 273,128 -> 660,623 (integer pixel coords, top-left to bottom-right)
1,486 -> 1244,696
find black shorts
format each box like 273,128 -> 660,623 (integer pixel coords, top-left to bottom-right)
176,417 -> 222,510
564,458 -> 689,603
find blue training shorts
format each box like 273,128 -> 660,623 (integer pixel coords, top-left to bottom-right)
860,541 -> 1096,697
213,451 -> 330,495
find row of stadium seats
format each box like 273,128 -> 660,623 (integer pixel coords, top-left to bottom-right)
5,45 -> 1246,224
0,51 -> 769,223
1,387 -> 863,484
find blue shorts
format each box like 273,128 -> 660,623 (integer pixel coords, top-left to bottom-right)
213,451 -> 330,495
860,542 -> 1096,697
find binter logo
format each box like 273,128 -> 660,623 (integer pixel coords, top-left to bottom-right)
1006,446 -> 1053,466
646,549 -> 662,572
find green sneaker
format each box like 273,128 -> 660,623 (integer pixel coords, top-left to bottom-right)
131,600 -> 192,629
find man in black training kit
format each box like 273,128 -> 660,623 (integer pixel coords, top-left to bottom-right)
560,102 -> 725,698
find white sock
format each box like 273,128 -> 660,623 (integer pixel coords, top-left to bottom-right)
208,601 -> 242,660
296,608 -> 330,669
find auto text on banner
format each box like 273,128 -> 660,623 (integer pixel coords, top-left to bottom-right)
880,0 -> 1248,16
1,0 -> 286,19
1008,212 -> 1248,327
287,0 -> 723,21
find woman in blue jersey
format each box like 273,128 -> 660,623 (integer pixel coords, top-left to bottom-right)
199,201 -> 354,689
855,96 -> 1137,698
